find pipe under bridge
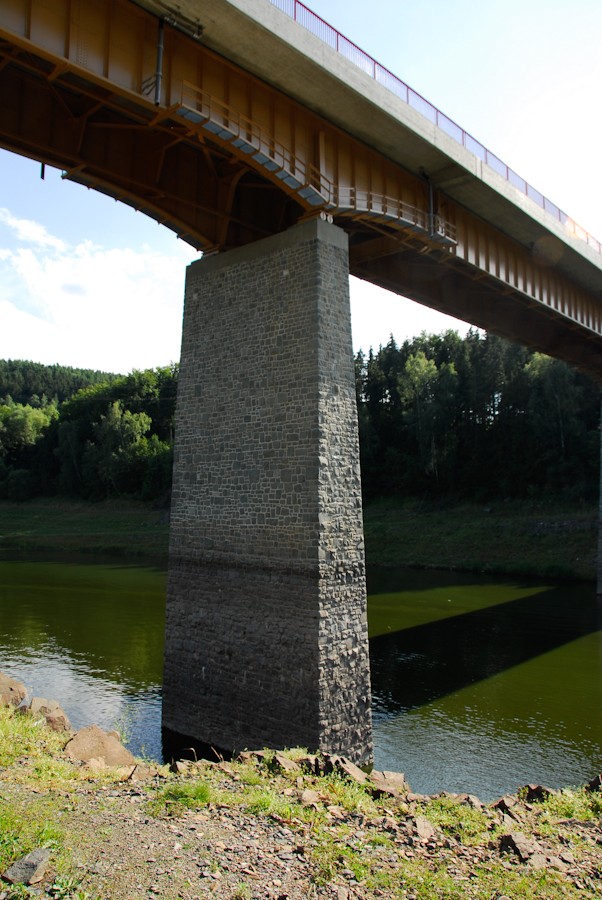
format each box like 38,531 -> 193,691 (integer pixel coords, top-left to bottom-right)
2,0 -> 601,763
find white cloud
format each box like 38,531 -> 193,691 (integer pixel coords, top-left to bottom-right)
0,207 -> 65,251
0,239 -> 196,372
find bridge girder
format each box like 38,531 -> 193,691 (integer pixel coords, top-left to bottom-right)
1,0 -> 602,375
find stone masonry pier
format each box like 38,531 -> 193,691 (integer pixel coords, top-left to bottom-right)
163,218 -> 373,764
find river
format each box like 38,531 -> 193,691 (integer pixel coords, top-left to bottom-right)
1,549 -> 601,801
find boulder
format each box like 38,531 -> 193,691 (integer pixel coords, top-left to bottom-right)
64,724 -> 135,767
0,672 -> 26,708
370,769 -> 406,798
2,848 -> 50,885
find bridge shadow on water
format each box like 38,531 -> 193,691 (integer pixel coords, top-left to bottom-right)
369,576 -> 602,721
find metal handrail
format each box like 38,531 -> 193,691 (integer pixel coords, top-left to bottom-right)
178,83 -> 457,244
267,0 -> 601,256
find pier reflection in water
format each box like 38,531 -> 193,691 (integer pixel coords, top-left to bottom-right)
1,550 -> 601,800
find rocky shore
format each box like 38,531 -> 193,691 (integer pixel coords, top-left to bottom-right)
1,671 -> 602,900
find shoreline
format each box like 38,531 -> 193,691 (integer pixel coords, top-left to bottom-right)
1,688 -> 602,900
1,497 -> 598,582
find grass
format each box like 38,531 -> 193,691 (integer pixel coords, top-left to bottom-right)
1,494 -> 598,579
0,497 -> 169,557
0,711 -> 601,900
363,496 -> 598,581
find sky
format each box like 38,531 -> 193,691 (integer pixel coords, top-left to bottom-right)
0,0 -> 600,373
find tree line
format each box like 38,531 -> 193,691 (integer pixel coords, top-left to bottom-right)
1,330 -> 600,505
356,330 -> 601,504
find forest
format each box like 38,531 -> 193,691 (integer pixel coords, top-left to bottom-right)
0,330 -> 600,505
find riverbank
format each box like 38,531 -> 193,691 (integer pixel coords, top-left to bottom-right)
0,498 -> 169,557
363,497 -> 598,582
2,703 -> 602,900
0,496 -> 598,581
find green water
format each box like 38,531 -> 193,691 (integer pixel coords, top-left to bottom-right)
1,550 -> 601,800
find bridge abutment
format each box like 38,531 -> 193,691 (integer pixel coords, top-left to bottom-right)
163,218 -> 373,764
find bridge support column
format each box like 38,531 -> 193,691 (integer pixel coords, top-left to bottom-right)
163,218 -> 373,764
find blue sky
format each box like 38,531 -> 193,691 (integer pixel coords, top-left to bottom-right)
0,0 -> 600,372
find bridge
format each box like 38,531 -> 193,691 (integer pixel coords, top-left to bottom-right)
2,0 -> 601,764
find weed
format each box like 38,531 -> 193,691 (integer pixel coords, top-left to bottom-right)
423,797 -> 491,845
147,779 -> 211,815
46,874 -> 89,899
231,881 -> 250,900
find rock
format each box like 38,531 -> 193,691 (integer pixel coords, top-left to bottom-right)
2,848 -> 50,885
29,698 -> 73,733
325,755 -> 366,784
414,816 -> 435,842
499,831 -> 541,861
171,760 -> 192,774
300,789 -> 321,807
130,764 -> 159,782
296,755 -> 319,775
586,774 -> 602,792
272,754 -> 301,774
370,770 -> 406,798
30,697 -> 59,716
492,794 -> 517,811
105,730 -> 121,741
464,794 -> 483,809
45,711 -> 73,734
522,784 -> 559,803
0,672 -> 26,708
529,852 -> 548,870
65,724 -> 135,767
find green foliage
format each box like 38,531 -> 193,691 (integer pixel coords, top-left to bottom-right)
356,331 -> 600,502
149,780 -> 211,815
0,361 -> 178,502
421,797 -> 491,845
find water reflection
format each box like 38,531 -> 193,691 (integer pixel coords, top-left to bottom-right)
367,566 -> 602,798
1,550 -> 601,800
0,550 -> 166,760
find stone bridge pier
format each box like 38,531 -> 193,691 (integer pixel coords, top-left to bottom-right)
162,218 -> 373,764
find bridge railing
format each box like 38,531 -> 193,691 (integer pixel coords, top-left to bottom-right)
268,0 -> 601,256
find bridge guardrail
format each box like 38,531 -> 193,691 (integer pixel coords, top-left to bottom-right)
177,83 -> 457,246
268,0 -> 601,256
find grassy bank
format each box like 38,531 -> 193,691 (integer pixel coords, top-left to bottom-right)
363,498 -> 599,582
0,498 -> 170,557
0,496 -> 598,581
2,704 -> 602,900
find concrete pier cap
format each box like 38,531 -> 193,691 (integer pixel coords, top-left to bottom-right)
163,217 -> 373,764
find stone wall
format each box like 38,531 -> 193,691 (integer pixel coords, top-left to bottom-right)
163,218 -> 373,764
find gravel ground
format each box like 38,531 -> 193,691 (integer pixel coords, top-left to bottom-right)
3,746 -> 602,900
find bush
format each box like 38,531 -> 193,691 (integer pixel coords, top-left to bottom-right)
6,469 -> 38,501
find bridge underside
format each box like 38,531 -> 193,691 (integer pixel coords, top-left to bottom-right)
2,2 -> 602,377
